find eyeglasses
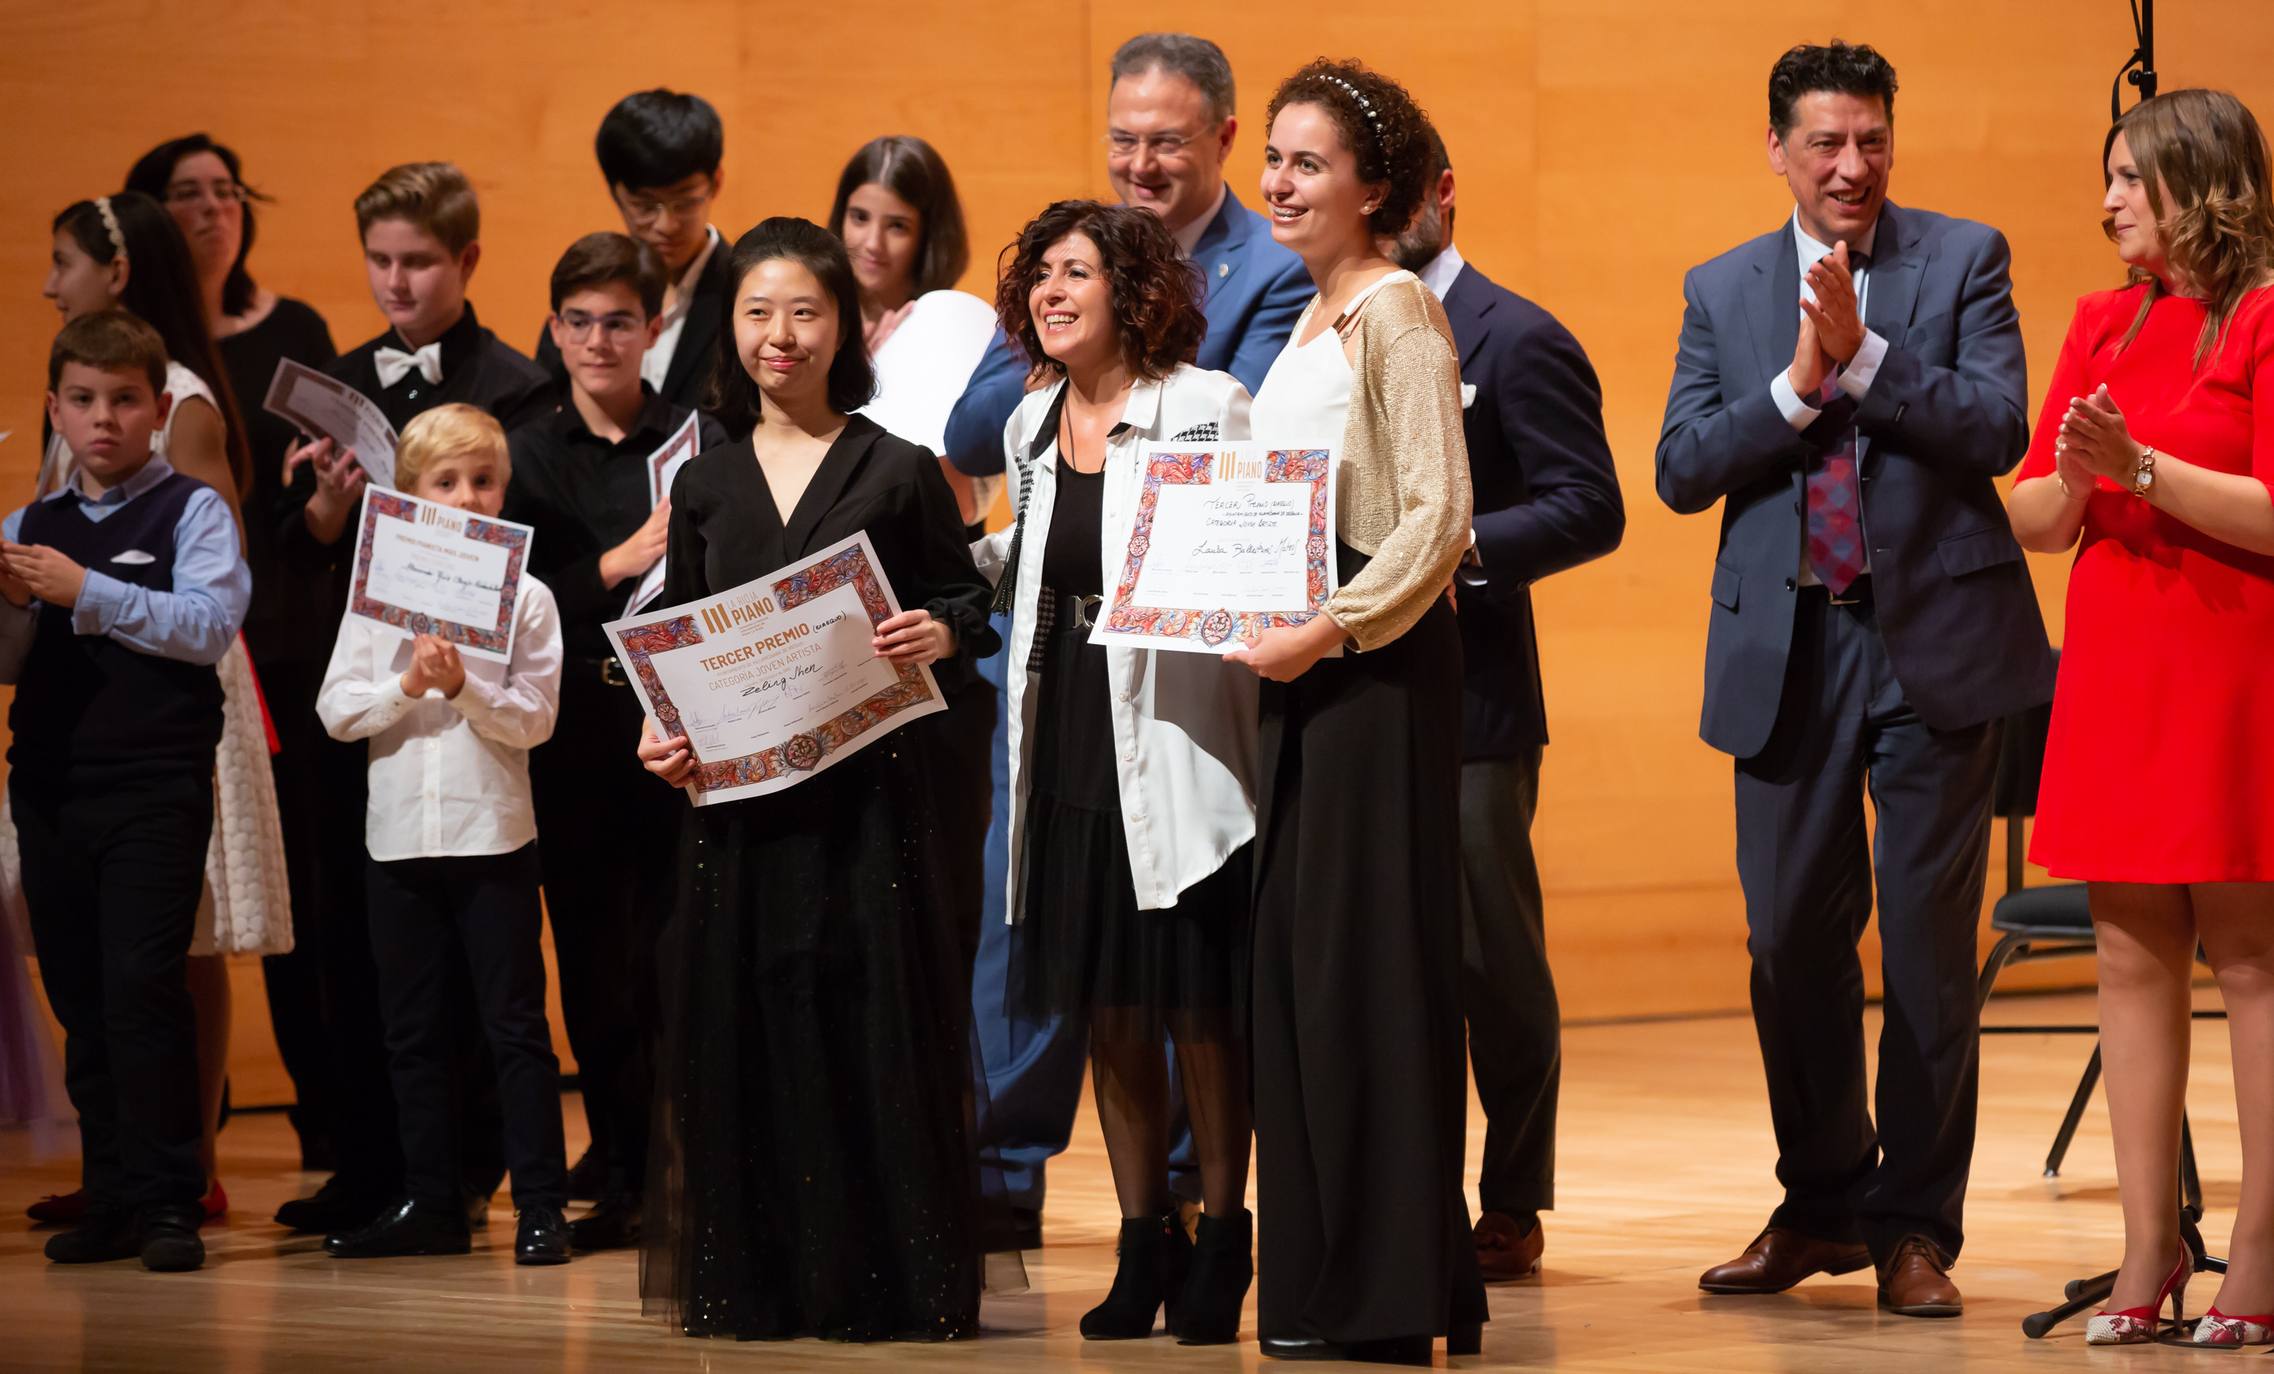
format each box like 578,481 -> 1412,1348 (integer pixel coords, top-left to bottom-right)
557,309 -> 645,342
618,188 -> 713,227
163,181 -> 246,207
1106,127 -> 1218,162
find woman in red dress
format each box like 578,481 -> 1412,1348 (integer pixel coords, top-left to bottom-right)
2009,88 -> 2274,1348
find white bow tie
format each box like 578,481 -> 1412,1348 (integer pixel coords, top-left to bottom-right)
374,341 -> 443,389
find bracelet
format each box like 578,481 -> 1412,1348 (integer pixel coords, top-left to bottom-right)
2131,446 -> 2158,499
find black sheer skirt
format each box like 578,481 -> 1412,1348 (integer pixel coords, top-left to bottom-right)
639,728 -> 981,1341
1013,461 -> 1250,1045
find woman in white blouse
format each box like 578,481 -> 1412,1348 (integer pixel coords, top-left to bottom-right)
976,200 -> 1258,1345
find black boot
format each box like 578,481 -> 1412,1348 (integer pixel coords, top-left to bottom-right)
1174,1208 -> 1253,1344
1081,1210 -> 1191,1340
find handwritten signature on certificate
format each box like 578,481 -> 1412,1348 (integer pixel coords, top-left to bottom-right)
1090,443 -> 1337,654
603,531 -> 944,805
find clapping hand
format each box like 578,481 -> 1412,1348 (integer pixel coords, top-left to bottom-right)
602,500 -> 671,587
1801,241 -> 1866,365
400,633 -> 466,699
2059,386 -> 2143,486
865,300 -> 916,354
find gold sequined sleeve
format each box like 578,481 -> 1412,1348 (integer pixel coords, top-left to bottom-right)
1325,318 -> 1474,651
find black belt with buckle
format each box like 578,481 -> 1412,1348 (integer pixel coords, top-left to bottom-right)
586,655 -> 631,687
1823,574 -> 1873,607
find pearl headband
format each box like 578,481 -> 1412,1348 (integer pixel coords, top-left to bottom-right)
1318,73 -> 1387,162
94,195 -> 128,262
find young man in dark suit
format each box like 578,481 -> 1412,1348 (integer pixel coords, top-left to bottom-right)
534,89 -> 731,415
270,161 -> 551,1236
1392,125 -> 1625,1287
1655,41 -> 2054,1316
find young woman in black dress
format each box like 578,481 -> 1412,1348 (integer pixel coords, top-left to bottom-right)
634,217 -> 993,1341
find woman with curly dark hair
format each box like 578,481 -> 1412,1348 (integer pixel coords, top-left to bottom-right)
1229,60 -> 1485,1363
975,199 -> 1260,1343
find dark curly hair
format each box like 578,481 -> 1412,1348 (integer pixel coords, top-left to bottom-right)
1266,58 -> 1434,237
1768,41 -> 1898,137
708,216 -> 877,435
994,201 -> 1204,381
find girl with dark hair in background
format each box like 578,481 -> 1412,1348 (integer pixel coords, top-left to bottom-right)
26,189 -> 291,1229
634,217 -> 992,1341
126,132 -> 342,1182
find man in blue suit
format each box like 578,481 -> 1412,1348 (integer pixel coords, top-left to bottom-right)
955,32 -> 1311,1253
1655,41 -> 2053,1317
1392,125 -> 1624,1285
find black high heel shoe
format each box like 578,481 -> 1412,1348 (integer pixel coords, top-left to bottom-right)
1175,1208 -> 1254,1344
1081,1209 -> 1193,1339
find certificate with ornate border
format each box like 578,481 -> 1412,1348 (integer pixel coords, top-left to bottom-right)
345,487 -> 533,663
1089,443 -> 1336,654
625,411 -> 703,614
602,530 -> 945,806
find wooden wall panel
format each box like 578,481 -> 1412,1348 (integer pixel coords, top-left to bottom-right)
2,4 -> 2269,1105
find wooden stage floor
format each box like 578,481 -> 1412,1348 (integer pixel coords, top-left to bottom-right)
0,988 -> 2242,1371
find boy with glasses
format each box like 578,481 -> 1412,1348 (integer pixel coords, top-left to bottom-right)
535,89 -> 730,414
505,232 -> 724,1249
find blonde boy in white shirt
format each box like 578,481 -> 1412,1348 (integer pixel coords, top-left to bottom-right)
315,403 -> 572,1265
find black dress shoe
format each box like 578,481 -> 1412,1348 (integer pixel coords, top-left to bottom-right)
1260,1334 -> 1433,1365
274,1174 -> 392,1235
568,1191 -> 642,1252
43,1205 -> 138,1264
138,1204 -> 206,1272
324,1198 -> 472,1258
515,1204 -> 572,1266
564,1147 -> 605,1203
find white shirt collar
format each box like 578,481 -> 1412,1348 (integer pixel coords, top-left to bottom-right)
663,226 -> 722,326
1415,244 -> 1468,303
1791,209 -> 1878,268
1169,183 -> 1228,259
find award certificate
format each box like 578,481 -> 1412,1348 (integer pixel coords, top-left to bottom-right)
345,488 -> 534,663
625,411 -> 703,614
1088,443 -> 1336,653
263,358 -> 400,489
603,531 -> 945,805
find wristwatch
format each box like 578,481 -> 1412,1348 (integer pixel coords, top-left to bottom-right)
2131,446 -> 2158,499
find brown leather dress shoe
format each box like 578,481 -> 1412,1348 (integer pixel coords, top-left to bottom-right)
1475,1212 -> 1544,1283
1698,1226 -> 1873,1294
1876,1235 -> 1962,1317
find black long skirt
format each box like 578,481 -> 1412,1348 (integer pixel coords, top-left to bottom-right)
639,727 -> 981,1342
1250,587 -> 1487,1344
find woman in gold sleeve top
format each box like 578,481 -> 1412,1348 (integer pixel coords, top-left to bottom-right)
1225,59 -> 1485,1366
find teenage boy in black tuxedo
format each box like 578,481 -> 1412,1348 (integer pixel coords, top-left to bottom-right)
271,160 -> 550,1235
534,89 -> 730,416
505,232 -> 725,1248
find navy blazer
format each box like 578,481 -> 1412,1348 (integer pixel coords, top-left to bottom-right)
941,185 -> 1310,475
1442,261 -> 1624,758
532,238 -> 735,414
1655,203 -> 2054,759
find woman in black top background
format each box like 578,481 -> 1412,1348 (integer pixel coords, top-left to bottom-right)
125,133 -> 341,1180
